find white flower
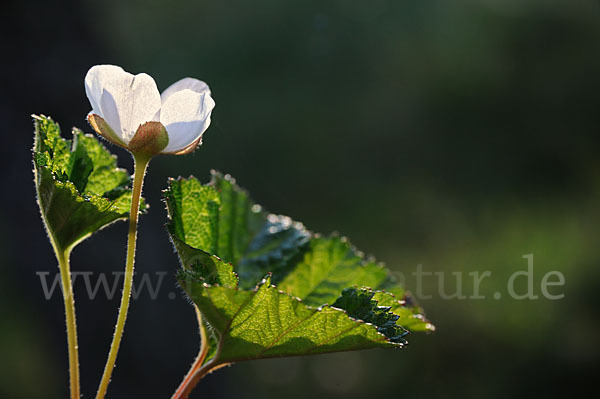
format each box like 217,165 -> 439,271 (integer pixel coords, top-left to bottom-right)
85,64 -> 215,155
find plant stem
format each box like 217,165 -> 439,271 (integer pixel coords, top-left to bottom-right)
56,247 -> 80,399
172,312 -> 231,399
171,307 -> 210,399
172,359 -> 228,399
96,154 -> 150,399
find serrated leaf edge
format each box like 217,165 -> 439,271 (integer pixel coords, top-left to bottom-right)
178,271 -> 408,355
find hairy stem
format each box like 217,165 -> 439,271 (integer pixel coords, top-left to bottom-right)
55,247 -> 80,399
171,307 -> 210,399
172,359 -> 229,399
96,154 -> 150,399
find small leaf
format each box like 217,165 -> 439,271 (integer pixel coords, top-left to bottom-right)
33,115 -> 144,252
165,172 -> 433,369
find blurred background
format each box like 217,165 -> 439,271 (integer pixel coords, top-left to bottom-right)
1,0 -> 599,397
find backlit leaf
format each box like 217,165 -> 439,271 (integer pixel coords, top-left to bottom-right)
33,115 -> 144,252
165,172 -> 433,369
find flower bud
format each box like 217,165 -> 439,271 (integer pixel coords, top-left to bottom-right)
128,122 -> 169,157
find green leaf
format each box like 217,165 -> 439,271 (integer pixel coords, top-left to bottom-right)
275,236 -> 388,306
372,291 -> 435,333
237,214 -> 311,288
165,172 -> 433,368
332,287 -> 409,344
171,233 -> 238,288
180,273 -> 398,364
164,174 -> 265,266
33,115 -> 144,252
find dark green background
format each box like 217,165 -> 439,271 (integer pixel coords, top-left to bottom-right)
2,0 -> 599,397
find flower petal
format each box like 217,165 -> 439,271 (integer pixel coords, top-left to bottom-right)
100,72 -> 162,143
159,89 -> 215,153
84,65 -> 126,116
98,89 -> 123,142
161,77 -> 211,104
